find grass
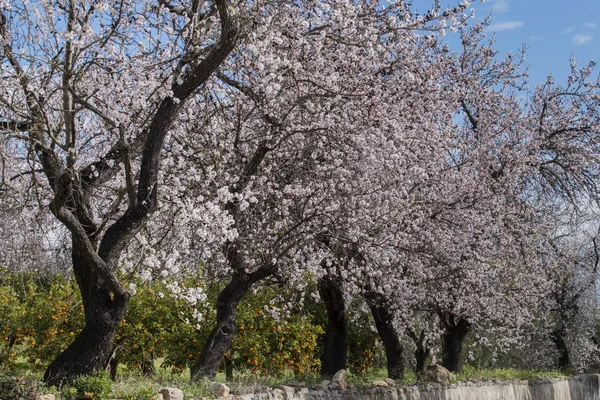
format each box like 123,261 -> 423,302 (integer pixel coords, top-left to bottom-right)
456,365 -> 566,382
0,360 -> 572,399
110,371 -> 214,399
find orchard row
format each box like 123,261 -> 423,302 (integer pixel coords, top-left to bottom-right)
1,0 -> 600,385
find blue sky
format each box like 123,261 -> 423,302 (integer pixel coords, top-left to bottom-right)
442,0 -> 600,87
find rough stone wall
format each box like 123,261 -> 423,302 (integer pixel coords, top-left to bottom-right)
230,374 -> 600,400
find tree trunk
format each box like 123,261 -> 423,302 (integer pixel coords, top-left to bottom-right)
142,355 -> 156,376
439,313 -> 470,373
415,347 -> 429,373
109,355 -> 118,381
224,356 -> 234,381
318,275 -> 349,377
44,242 -> 129,386
191,271 -> 261,380
409,328 -> 431,373
551,328 -> 570,372
366,296 -> 405,380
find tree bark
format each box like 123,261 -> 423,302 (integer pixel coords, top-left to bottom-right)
439,312 -> 470,373
318,275 -> 349,377
365,295 -> 405,380
551,328 -> 570,371
224,356 -> 234,381
35,0 -> 239,384
407,328 -> 431,373
415,347 -> 428,373
191,269 -> 268,380
44,241 -> 129,386
109,355 -> 119,381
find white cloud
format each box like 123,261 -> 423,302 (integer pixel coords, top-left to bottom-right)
490,0 -> 510,12
528,35 -> 544,42
562,23 -> 597,35
572,33 -> 593,46
487,21 -> 524,32
561,26 -> 574,35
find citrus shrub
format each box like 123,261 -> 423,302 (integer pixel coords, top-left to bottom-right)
347,301 -> 384,376
230,285 -> 324,376
22,275 -> 85,373
0,269 -> 83,372
0,269 -> 336,379
115,275 -> 215,374
0,283 -> 31,368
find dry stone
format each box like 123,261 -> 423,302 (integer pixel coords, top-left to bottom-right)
331,369 -> 349,390
416,364 -> 456,384
209,382 -> 231,398
384,378 -> 396,387
36,395 -> 55,400
273,388 -> 285,399
160,387 -> 184,400
319,380 -> 331,390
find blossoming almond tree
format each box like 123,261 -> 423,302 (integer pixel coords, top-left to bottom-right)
318,21 -> 600,376
151,0 -> 481,379
0,0 -> 239,384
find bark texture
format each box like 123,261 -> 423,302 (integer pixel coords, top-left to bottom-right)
191,269 -> 269,380
44,242 -> 129,386
407,327 -> 431,373
439,312 -> 471,373
319,275 -> 349,377
365,293 -> 405,379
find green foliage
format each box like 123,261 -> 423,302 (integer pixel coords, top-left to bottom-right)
347,301 -> 384,376
0,268 -> 39,370
120,387 -> 158,400
230,285 -> 323,377
0,269 -> 84,373
22,276 -> 84,373
0,286 -> 28,369
0,269 -> 391,383
114,275 -> 213,374
63,371 -> 113,400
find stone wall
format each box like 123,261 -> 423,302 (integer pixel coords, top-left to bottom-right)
230,374 -> 600,400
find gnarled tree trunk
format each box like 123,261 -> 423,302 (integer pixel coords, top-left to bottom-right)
319,275 -> 348,377
415,346 -> 429,373
44,241 -> 129,386
365,293 -> 405,379
35,0 -> 239,384
439,312 -> 470,373
191,266 -> 271,380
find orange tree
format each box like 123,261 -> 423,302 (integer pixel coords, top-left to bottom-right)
347,302 -> 382,376
0,269 -> 82,372
21,275 -> 84,373
116,275 -> 215,375
0,269 -> 356,378
0,268 -> 35,369
230,285 -> 323,377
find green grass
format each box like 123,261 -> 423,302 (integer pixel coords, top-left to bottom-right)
0,360 -> 573,399
456,365 -> 566,382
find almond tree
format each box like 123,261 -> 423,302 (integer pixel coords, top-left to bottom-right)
323,23 -> 600,376
0,0 -> 239,384
171,0 -> 480,379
